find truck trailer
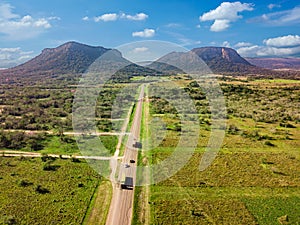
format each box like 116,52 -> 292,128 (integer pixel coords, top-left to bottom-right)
121,176 -> 134,190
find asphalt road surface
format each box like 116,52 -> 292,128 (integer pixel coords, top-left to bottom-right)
106,85 -> 145,225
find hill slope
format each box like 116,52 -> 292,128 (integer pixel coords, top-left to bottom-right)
191,47 -> 259,74
1,43 -> 299,83
246,57 -> 300,70
2,42 -> 109,76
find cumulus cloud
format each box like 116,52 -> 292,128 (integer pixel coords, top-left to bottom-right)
236,35 -> 300,57
263,35 -> 300,47
250,6 -> 300,25
94,13 -> 118,22
0,47 -> 34,68
120,13 -> 148,21
200,1 -> 254,32
234,42 -> 253,47
0,3 -> 57,40
210,19 -> 230,32
236,45 -> 261,57
132,28 -> 155,38
91,12 -> 148,22
256,46 -> 300,57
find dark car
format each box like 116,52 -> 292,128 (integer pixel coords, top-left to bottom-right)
130,159 -> 135,163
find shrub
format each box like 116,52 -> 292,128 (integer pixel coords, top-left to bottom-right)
43,162 -> 60,171
35,185 -> 50,194
18,180 -> 33,187
265,141 -> 275,147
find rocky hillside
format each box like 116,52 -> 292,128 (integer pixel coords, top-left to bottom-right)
191,47 -> 259,74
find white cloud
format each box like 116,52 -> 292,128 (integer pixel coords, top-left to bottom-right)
257,46 -> 300,57
90,12 -> 148,22
0,47 -> 34,68
222,41 -> 231,47
132,28 -> 155,38
236,45 -> 261,57
94,13 -> 118,22
200,1 -> 254,32
0,3 -> 18,20
263,35 -> 300,47
132,47 -> 149,53
268,4 -> 281,10
250,6 -> 300,25
234,42 -> 253,47
121,13 -> 148,21
0,3 -> 57,40
236,35 -> 300,57
82,16 -> 89,21
210,19 -> 230,32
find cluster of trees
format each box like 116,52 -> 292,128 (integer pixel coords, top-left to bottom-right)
0,131 -> 46,150
0,86 -> 73,131
222,83 -> 299,123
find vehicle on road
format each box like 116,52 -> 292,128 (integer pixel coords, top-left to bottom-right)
133,142 -> 142,148
130,159 -> 135,163
121,176 -> 134,189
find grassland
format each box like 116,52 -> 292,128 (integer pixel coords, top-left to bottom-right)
0,156 -> 104,225
0,76 -> 299,224
144,77 -> 300,225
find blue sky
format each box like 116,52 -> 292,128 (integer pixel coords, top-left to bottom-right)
0,0 -> 300,68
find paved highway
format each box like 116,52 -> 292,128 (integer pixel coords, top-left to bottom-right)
106,84 -> 145,225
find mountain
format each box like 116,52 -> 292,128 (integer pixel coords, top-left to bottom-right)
246,57 -> 300,71
0,41 -> 163,84
147,61 -> 185,75
1,42 -> 109,79
191,47 -> 260,74
1,42 -> 299,83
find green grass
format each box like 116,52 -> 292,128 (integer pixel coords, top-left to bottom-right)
243,197 -> 300,225
83,180 -> 112,225
146,78 -> 300,224
0,156 -> 102,225
150,185 -> 300,225
41,135 -> 79,155
99,135 -> 118,154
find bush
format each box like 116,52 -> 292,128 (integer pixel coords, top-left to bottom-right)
35,185 -> 50,194
1,216 -> 18,225
265,141 -> 276,147
18,180 -> 33,187
43,162 -> 60,171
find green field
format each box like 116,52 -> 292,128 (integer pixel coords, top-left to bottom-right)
0,156 -> 103,225
138,77 -> 300,225
0,76 -> 299,224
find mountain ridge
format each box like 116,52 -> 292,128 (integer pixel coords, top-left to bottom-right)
246,57 -> 300,71
1,41 -> 110,80
1,41 -> 299,83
